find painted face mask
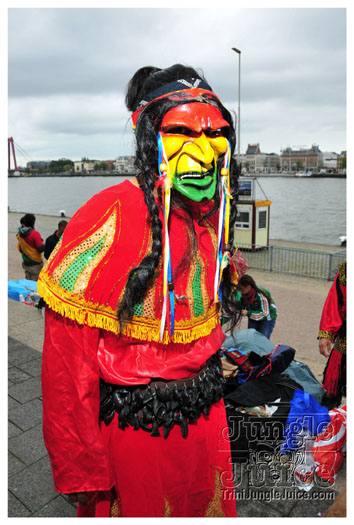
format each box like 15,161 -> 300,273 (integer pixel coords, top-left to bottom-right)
159,103 -> 230,202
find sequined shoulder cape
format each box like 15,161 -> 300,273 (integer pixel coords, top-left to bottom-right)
38,179 -> 221,344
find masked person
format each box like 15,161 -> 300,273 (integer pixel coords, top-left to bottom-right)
39,64 -> 241,517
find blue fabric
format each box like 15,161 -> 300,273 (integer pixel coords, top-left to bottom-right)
248,318 -> 276,339
284,361 -> 324,403
235,345 -> 295,384
281,389 -> 330,453
223,328 -> 275,354
223,329 -> 324,403
8,279 -> 37,301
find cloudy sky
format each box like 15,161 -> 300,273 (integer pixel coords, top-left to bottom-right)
8,6 -> 347,165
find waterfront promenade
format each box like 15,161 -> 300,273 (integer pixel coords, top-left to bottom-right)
8,212 -> 346,517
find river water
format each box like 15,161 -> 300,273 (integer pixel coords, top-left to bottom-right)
8,175 -> 346,246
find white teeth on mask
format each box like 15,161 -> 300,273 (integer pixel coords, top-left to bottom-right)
179,173 -> 207,180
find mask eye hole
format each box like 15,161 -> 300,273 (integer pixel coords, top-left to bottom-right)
164,126 -> 194,136
204,128 -> 226,138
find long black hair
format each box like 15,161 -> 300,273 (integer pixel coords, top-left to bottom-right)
118,64 -> 241,331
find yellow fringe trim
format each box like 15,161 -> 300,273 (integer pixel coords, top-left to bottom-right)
338,261 -> 346,286
317,330 -> 333,341
334,336 -> 346,355
38,270 -> 220,344
122,310 -> 220,344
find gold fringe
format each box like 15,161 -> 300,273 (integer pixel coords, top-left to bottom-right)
38,271 -> 220,344
122,311 -> 219,344
334,336 -> 346,355
338,261 -> 346,286
317,330 -> 333,341
37,275 -> 119,333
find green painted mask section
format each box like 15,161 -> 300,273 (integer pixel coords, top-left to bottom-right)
172,165 -> 217,202
59,237 -> 106,291
192,260 -> 204,316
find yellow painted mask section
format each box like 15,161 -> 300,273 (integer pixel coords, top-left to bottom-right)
160,103 -> 230,202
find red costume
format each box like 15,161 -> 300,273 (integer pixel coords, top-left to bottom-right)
318,261 -> 346,403
39,180 -> 237,517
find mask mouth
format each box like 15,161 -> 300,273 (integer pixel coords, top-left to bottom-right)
178,171 -> 212,180
177,162 -> 215,181
183,179 -> 214,191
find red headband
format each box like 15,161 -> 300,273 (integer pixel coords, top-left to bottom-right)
131,88 -> 220,128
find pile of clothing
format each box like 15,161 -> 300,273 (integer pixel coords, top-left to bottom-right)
222,329 -> 344,475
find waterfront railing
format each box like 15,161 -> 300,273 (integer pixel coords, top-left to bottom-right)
238,244 -> 346,280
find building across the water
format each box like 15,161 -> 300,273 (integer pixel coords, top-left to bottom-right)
280,144 -> 322,172
26,160 -> 52,170
114,156 -> 135,173
239,144 -> 280,174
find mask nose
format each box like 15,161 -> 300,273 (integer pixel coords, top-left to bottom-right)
183,133 -> 214,166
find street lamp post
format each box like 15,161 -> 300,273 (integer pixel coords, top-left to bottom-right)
231,47 -> 241,165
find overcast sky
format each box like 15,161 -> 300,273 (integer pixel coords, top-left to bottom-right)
8,7 -> 347,164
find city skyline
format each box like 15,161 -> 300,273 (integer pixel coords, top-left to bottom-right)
8,7 -> 347,164
13,142 -> 346,168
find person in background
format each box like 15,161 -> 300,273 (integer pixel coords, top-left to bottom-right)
317,261 -> 346,409
44,220 -> 68,259
236,274 -> 277,339
16,213 -> 45,281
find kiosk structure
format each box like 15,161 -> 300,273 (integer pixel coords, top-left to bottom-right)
235,178 -> 272,250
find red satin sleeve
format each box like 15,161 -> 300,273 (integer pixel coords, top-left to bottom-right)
41,308 -> 114,494
319,273 -> 346,338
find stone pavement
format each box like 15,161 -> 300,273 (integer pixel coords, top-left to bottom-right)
8,212 -> 346,517
8,334 -> 77,517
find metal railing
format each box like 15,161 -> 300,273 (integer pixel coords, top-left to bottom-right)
238,243 -> 346,280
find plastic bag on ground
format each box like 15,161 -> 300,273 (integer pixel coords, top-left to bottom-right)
312,405 -> 346,483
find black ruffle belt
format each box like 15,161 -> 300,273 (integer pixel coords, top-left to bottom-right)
99,352 -> 225,438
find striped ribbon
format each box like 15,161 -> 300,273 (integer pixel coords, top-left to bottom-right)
157,133 -> 175,340
214,142 -> 232,303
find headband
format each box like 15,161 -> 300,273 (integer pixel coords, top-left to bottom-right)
131,78 -> 220,128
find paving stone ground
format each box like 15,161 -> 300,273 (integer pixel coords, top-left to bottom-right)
8,337 -> 77,517
8,212 -> 346,517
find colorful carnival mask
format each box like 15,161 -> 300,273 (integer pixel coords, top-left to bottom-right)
159,103 -> 230,202
131,80 -> 233,338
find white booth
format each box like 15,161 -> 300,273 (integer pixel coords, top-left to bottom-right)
234,179 -> 272,250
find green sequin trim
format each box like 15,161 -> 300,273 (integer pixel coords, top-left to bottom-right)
59,237 -> 106,291
133,301 -> 144,316
192,260 -> 204,317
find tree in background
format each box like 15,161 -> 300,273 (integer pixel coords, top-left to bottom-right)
50,159 -> 74,174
